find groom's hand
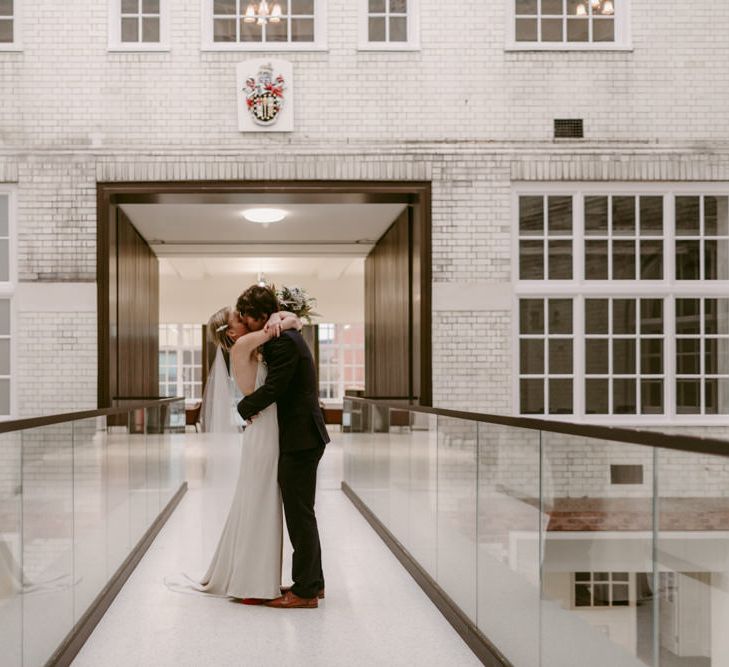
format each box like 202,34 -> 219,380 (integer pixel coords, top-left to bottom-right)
264,315 -> 283,337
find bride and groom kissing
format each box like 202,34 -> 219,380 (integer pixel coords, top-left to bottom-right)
189,284 -> 330,608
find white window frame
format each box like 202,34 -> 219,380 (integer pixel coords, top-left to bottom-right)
158,324 -> 203,404
358,0 -> 420,51
318,323 -> 365,405
201,0 -> 328,52
572,571 -> 634,609
505,0 -> 632,51
513,182 -> 729,426
0,0 -> 22,52
0,187 -> 16,419
108,0 -> 170,52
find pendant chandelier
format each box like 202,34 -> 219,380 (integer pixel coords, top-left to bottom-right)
244,1 -> 283,25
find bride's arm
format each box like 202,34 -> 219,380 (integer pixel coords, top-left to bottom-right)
265,310 -> 303,335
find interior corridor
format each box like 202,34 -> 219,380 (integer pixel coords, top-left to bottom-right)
71,431 -> 479,667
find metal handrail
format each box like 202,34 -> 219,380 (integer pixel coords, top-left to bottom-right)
0,397 -> 185,435
344,396 -> 729,458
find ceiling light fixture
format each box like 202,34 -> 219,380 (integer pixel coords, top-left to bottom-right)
242,208 -> 287,224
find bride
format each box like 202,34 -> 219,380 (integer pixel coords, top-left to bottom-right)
190,305 -> 302,602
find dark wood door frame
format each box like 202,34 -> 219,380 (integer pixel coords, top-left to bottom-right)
97,180 -> 432,408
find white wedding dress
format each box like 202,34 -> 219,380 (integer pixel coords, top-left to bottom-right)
168,360 -> 282,600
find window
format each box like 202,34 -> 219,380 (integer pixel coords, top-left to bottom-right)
204,0 -> 326,50
514,186 -> 729,422
318,323 -> 365,403
509,0 -> 630,50
574,572 -> 630,608
0,191 -> 14,418
0,0 -> 19,49
109,0 -> 169,50
159,324 -> 203,402
359,0 -> 418,50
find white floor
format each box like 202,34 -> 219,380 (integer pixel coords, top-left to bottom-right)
72,432 -> 480,667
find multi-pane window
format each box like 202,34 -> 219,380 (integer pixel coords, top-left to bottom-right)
519,195 -> 573,280
0,0 -> 14,44
367,0 -> 407,42
584,195 -> 663,280
675,196 -> 729,280
159,324 -> 202,402
574,572 -> 630,608
212,0 -> 316,45
676,298 -> 729,414
514,0 -> 616,44
121,0 -> 161,42
519,299 -> 573,415
318,323 -> 365,403
585,298 -> 664,415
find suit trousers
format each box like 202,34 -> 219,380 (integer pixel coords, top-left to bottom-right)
278,445 -> 325,599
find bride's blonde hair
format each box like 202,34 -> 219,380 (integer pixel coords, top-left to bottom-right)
207,306 -> 234,351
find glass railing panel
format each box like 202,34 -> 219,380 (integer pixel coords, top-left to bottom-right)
370,405 -> 392,528
436,415 -> 478,620
144,406 -> 162,522
21,423 -> 74,667
476,422 -> 541,666
655,447 -> 729,667
128,408 -> 149,547
0,431 -> 22,667
408,411 -> 438,578
72,417 -> 108,624
105,422 -> 132,576
540,432 -> 654,667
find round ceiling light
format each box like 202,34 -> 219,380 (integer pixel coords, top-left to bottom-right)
242,208 -> 287,224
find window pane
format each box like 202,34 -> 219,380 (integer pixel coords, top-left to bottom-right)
706,378 -> 729,414
0,300 -> 10,335
389,16 -> 407,41
705,196 -> 729,235
0,239 -> 8,281
641,380 -> 663,414
520,196 -> 544,235
142,16 -> 160,42
585,299 -> 609,334
640,240 -> 663,279
613,379 -> 636,414
213,0 -> 236,13
0,19 -> 11,43
520,339 -> 544,374
567,0 -> 583,14
121,0 -> 138,13
541,18 -> 562,41
214,18 -> 236,41
291,18 -> 314,41
267,19 -> 289,41
640,339 -> 663,374
0,338 -> 9,375
541,0 -> 563,14
585,240 -> 608,279
592,18 -> 614,42
593,583 -> 610,606
677,339 -> 700,374
613,240 -> 636,279
676,299 -> 700,334
549,339 -> 573,374
292,0 -> 314,12
0,378 -> 8,415
594,572 -> 609,581
121,17 -> 139,42
641,299 -> 663,335
676,240 -> 700,279
567,18 -> 588,42
515,18 -> 538,41
548,240 -> 572,279
369,0 -> 386,11
676,196 -> 700,235
585,196 -> 608,235
575,572 -> 590,581
706,299 -> 729,335
586,379 -> 609,413
704,239 -> 729,280
0,196 -> 7,237
549,379 -> 572,414
142,0 -> 159,12
613,196 -> 635,234
613,339 -> 636,374
240,19 -> 262,41
575,584 -> 591,607
640,196 -> 663,235
519,240 -> 544,279
586,340 -> 608,374
677,379 -> 701,414
521,378 -> 544,413
612,584 -> 629,606
389,0 -> 407,11
548,299 -> 572,334
705,339 -> 729,374
516,0 -> 538,13
548,196 -> 572,235
613,300 -> 636,334
520,299 -> 544,334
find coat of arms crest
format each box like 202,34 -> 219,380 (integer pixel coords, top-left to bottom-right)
244,63 -> 286,126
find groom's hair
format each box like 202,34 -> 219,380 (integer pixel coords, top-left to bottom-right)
237,285 -> 280,321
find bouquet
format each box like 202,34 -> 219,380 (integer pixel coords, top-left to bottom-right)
275,285 -> 320,323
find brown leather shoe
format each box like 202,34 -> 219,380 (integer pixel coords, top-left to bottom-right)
280,585 -> 325,599
264,590 -> 318,609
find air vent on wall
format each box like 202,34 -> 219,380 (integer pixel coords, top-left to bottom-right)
554,118 -> 584,139
610,464 -> 644,485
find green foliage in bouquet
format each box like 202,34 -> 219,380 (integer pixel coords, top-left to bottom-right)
275,285 -> 320,323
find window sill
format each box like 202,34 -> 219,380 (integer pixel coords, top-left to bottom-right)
201,42 -> 327,52
0,44 -> 22,52
505,42 -> 633,52
108,43 -> 171,52
357,42 -> 420,52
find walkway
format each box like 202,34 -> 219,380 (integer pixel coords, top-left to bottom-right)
72,432 -> 480,667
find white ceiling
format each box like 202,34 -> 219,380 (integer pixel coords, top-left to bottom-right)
121,203 -> 406,257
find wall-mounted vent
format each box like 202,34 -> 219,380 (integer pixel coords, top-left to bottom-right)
554,118 -> 584,139
610,464 -> 644,485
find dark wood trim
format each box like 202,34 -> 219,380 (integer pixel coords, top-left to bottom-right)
47,481 -> 188,667
341,482 -> 511,667
344,397 -> 729,458
0,398 -> 183,434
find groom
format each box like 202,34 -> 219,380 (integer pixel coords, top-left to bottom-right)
235,285 -> 330,609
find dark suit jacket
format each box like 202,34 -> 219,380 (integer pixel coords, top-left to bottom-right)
237,330 -> 330,453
